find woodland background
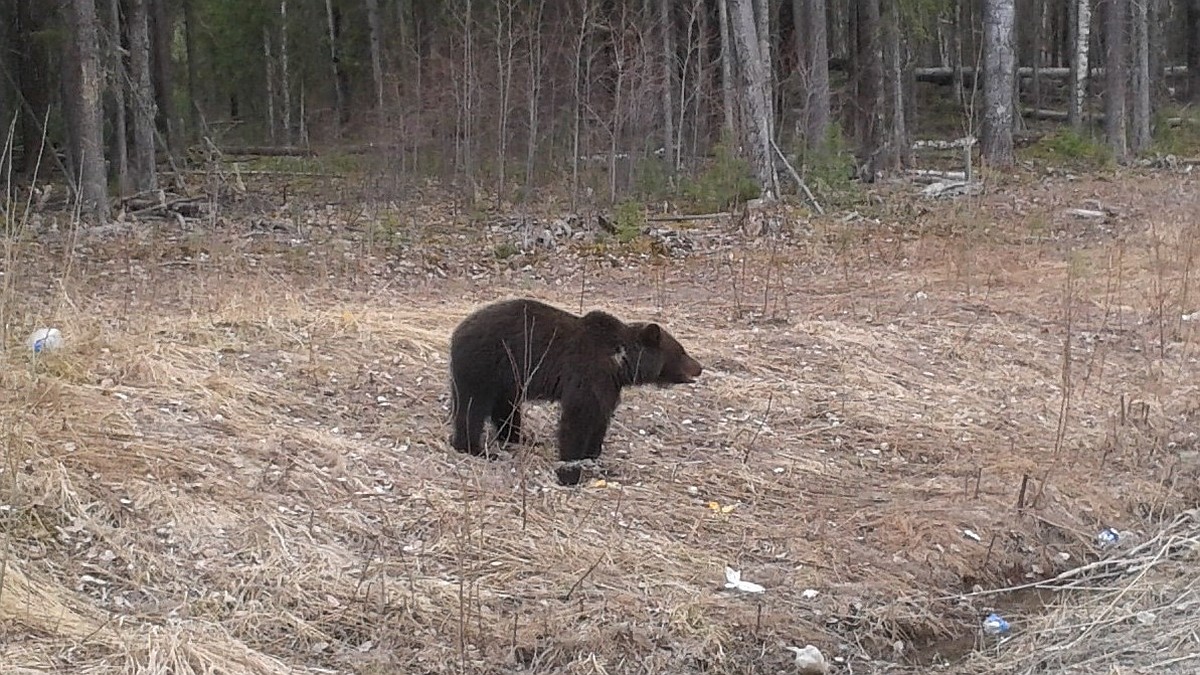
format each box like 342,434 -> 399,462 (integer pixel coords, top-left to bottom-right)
4,0 -> 1199,219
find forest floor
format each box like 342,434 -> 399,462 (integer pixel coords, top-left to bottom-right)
2,156 -> 1200,674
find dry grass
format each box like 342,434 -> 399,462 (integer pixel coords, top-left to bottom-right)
962,508 -> 1200,674
2,168 -> 1199,673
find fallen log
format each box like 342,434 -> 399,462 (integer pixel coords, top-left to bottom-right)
915,65 -> 1187,86
218,146 -> 316,157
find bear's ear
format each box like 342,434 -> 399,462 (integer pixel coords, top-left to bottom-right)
639,323 -> 662,347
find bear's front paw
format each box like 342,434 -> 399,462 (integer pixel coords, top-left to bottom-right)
555,458 -> 602,486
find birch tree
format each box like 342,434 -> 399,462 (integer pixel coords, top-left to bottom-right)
981,0 -> 1016,167
1068,0 -> 1092,129
727,0 -> 779,197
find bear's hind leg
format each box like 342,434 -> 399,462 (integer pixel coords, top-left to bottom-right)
491,395 -> 525,446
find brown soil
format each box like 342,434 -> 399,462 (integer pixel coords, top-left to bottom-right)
2,166 -> 1198,673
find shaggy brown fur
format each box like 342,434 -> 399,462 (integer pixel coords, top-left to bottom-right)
448,298 -> 703,484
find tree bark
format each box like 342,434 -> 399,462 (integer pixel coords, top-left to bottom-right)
264,26 -> 277,143
728,0 -> 779,197
1067,0 -> 1091,128
67,0 -> 108,222
1104,0 -> 1128,160
106,0 -> 129,196
1129,0 -> 1150,152
324,0 -> 345,132
495,0 -> 515,199
982,0 -> 1016,167
1187,0 -> 1200,102
181,0 -> 199,139
364,0 -> 385,113
14,0 -> 52,178
854,0 -> 884,179
660,0 -> 678,172
524,0 -> 545,198
280,0 -> 292,145
129,0 -> 158,191
753,0 -> 773,143
797,0 -> 830,150
149,0 -> 173,153
718,0 -> 737,136
952,0 -> 964,106
881,0 -> 908,169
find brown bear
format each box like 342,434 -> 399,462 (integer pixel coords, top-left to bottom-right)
447,297 -> 703,485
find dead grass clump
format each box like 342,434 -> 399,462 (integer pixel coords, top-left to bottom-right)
2,170 -> 1199,674
960,508 -> 1200,674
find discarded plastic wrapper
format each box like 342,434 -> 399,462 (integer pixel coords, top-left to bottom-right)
784,645 -> 829,674
723,567 -> 764,594
982,613 -> 1010,636
1097,527 -> 1120,548
28,327 -> 64,353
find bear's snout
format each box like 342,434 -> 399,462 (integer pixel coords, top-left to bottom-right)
678,356 -> 703,383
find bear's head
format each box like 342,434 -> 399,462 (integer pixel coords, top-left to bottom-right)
624,322 -> 703,386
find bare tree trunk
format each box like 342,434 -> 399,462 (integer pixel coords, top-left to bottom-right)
264,26 -> 277,143
805,0 -> 831,149
1031,0 -> 1044,113
659,0 -> 678,173
364,0 -> 384,113
570,0 -> 592,206
881,0 -> 908,169
982,0 -> 1016,167
129,0 -> 157,191
106,0 -> 129,197
15,0 -> 52,178
609,3 -> 631,202
524,0 -> 545,198
181,0 -> 199,139
280,0 -> 292,145
495,0 -> 516,199
1068,0 -> 1091,128
148,0 -> 173,154
1130,0 -> 1150,152
324,0 -> 345,133
854,0 -> 885,179
1104,0 -> 1128,160
456,0 -> 476,181
1188,0 -> 1200,102
752,0 -> 773,143
952,0 -> 965,106
728,0 -> 779,198
68,0 -> 108,222
693,0 -> 709,156
1147,0 -> 1164,106
718,0 -> 737,136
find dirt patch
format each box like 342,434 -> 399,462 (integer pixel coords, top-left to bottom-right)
2,169 -> 1198,673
